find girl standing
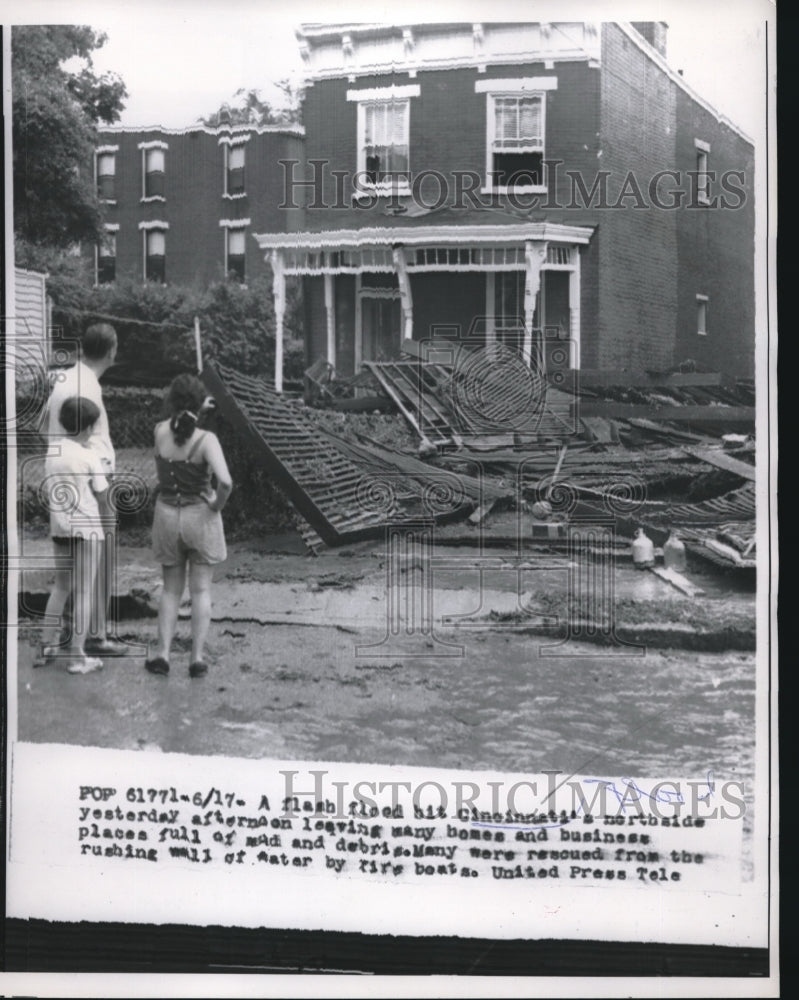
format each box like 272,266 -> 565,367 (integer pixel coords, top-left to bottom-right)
145,374 -> 232,678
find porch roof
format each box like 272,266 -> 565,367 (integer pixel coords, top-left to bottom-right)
254,207 -> 595,251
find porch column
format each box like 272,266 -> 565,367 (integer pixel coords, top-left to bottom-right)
324,272 -> 336,367
392,246 -> 414,343
569,262 -> 581,370
523,241 -> 547,366
271,249 -> 285,392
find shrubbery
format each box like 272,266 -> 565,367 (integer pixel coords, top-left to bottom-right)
51,271 -> 305,384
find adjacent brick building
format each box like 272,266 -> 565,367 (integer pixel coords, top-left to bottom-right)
90,122 -> 304,288
94,21 -> 755,383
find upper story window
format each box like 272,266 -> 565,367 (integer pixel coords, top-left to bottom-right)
227,144 -> 246,196
220,133 -> 249,198
476,77 -> 557,193
140,221 -> 168,283
695,139 -> 711,205
696,294 -> 708,336
348,85 -> 420,197
95,146 -> 118,202
139,140 -> 168,201
96,226 -> 118,284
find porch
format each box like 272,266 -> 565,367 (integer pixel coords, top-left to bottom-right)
254,221 -> 593,391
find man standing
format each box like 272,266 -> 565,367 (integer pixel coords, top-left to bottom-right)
46,322 -> 126,656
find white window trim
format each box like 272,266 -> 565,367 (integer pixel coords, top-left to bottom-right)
138,220 -> 170,230
218,133 -> 252,146
481,86 -> 550,195
694,138 -> 711,153
219,218 -> 251,228
475,77 -> 558,93
346,84 -> 420,102
140,142 -> 168,202
696,294 -> 709,336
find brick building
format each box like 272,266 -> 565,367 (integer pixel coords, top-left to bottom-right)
94,21 -> 755,384
90,122 -> 304,288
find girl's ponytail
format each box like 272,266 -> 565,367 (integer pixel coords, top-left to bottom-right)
170,409 -> 198,445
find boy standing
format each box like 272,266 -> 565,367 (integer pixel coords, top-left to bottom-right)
42,397 -> 112,674
46,322 -> 124,655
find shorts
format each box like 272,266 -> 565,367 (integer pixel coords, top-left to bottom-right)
152,499 -> 227,567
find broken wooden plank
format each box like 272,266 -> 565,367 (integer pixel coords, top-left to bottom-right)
681,446 -> 756,481
364,362 -> 435,449
649,565 -> 705,597
578,402 -> 755,423
468,499 -> 497,525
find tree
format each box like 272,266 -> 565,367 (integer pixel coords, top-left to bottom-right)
12,26 -> 127,251
201,80 -> 302,128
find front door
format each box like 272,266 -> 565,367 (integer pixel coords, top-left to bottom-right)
361,293 -> 402,363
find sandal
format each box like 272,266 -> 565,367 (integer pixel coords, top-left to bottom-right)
66,656 -> 104,675
145,656 -> 170,676
189,661 -> 208,678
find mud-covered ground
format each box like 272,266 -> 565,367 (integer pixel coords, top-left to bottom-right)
16,535 -> 756,801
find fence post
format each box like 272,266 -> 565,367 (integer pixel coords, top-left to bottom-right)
194,315 -> 202,373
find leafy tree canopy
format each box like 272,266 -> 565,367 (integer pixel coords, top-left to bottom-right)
201,81 -> 302,128
13,25 -> 127,250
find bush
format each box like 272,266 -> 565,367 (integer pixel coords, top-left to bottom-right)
51,273 -> 306,384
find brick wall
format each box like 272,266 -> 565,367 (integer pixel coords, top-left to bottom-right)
596,23 -> 678,372
96,127 -> 304,288
673,91 -> 755,377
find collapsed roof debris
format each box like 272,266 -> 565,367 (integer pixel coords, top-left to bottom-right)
210,349 -> 756,569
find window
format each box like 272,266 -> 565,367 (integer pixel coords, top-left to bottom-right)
227,144 -> 246,196
96,151 -> 116,201
97,229 -> 117,284
476,77 -> 557,192
362,101 -> 409,186
696,295 -> 708,336
145,229 -> 166,282
139,141 -> 168,200
348,85 -> 419,195
695,139 -> 710,205
226,228 -> 246,282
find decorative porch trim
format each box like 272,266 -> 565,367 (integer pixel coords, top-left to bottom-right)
254,222 -> 594,252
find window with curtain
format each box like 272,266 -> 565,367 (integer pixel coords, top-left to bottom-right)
489,94 -> 544,188
227,228 -> 246,281
144,147 -> 166,198
227,144 -> 246,195
360,99 -> 410,186
145,229 -> 166,282
97,231 -> 116,284
97,153 -> 116,201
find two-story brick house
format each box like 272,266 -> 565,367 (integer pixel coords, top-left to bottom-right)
93,21 -> 755,388
91,121 -> 304,288
253,20 -> 755,387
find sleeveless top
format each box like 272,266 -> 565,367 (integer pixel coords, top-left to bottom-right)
155,430 -> 214,506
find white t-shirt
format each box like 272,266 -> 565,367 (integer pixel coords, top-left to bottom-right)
45,361 -> 115,473
44,438 -> 109,538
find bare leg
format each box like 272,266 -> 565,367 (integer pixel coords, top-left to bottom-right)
69,538 -> 100,656
43,562 -> 73,649
90,534 -> 110,639
188,562 -> 214,664
154,562 -> 186,662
